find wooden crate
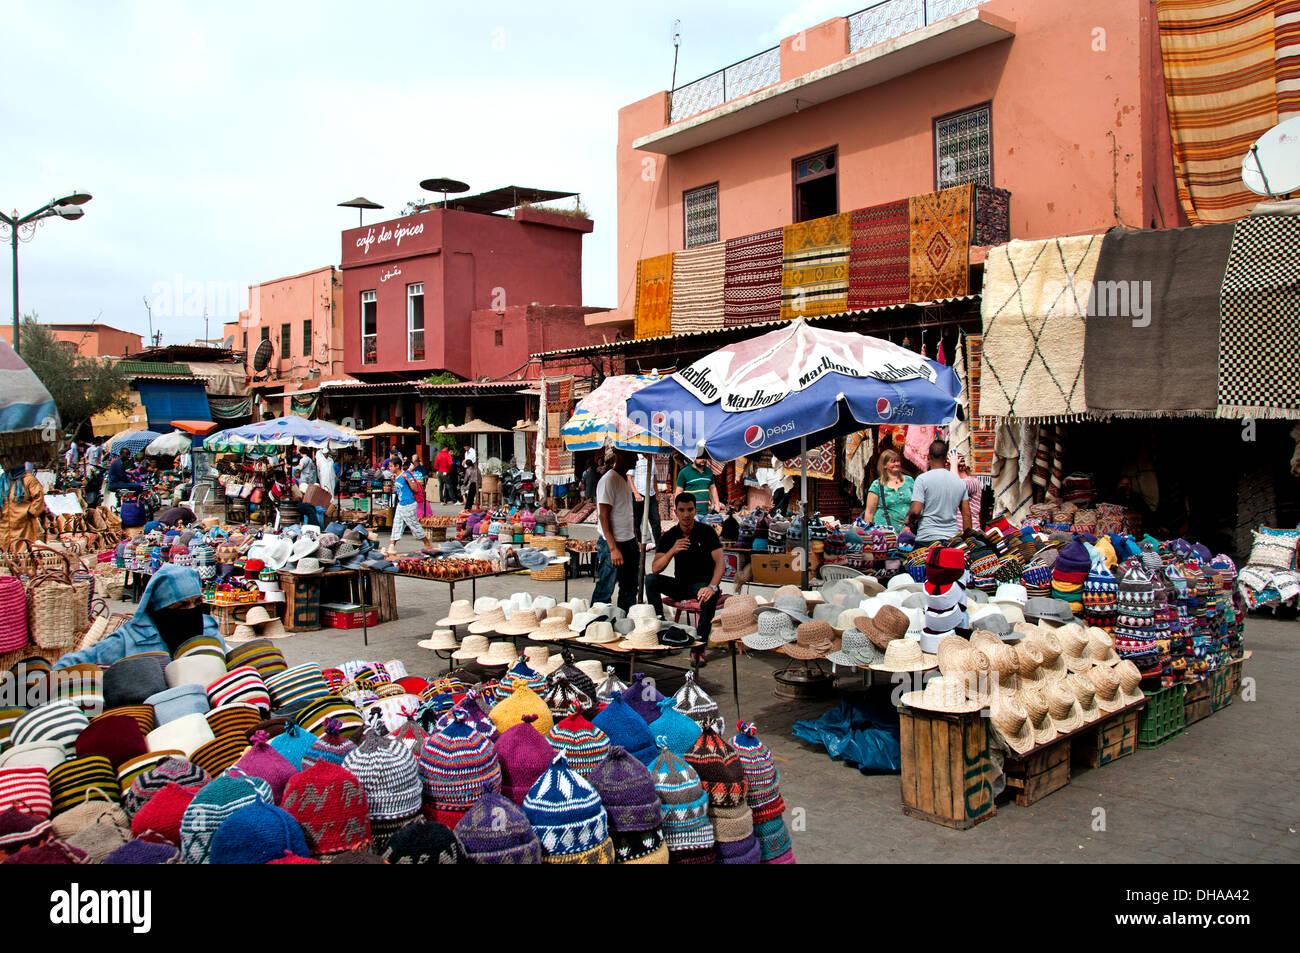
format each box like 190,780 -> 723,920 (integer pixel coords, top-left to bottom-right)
898,706 -> 996,830
1003,735 -> 1071,806
278,573 -> 321,632
1184,678 -> 1212,726
362,569 -> 398,624
1073,707 -> 1141,769
1210,661 -> 1238,712
207,601 -> 279,638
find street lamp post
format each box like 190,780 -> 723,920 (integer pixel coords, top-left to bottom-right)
0,192 -> 92,354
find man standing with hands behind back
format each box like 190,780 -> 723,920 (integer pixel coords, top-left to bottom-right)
592,448 -> 640,611
645,492 -> 723,636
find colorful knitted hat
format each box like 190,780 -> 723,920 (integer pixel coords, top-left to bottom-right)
231,731 -> 298,805
269,722 -> 317,770
710,800 -> 757,845
417,709 -> 502,828
179,771 -> 273,864
587,745 -> 663,837
281,761 -> 372,857
546,657 -> 597,713
545,709 -> 610,778
649,745 -> 714,857
495,657 -> 547,702
594,667 -> 627,705
47,757 -> 120,815
0,806 -> 52,854
0,766 -> 51,818
452,792 -> 542,864
123,757 -> 210,818
380,820 -> 469,864
592,694 -> 658,767
730,721 -> 785,821
683,725 -> 747,809
672,671 -> 724,734
11,701 -> 89,752
73,715 -> 147,771
103,838 -> 179,864
301,718 -> 357,769
342,726 -> 422,823
130,782 -> 196,845
542,675 -> 594,721
621,673 -> 665,724
209,800 -> 311,864
753,813 -> 794,863
649,697 -> 702,755
522,752 -> 612,862
488,684 -> 554,737
715,830 -> 762,864
435,693 -> 499,742
497,715 -> 557,805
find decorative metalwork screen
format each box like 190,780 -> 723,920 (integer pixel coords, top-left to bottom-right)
670,46 -> 780,123
684,183 -> 720,248
935,102 -> 992,188
849,0 -> 989,53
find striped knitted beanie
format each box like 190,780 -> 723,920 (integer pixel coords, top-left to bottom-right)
54,665 -> 104,715
587,745 -> 663,841
546,660 -> 597,713
174,634 -> 225,663
298,696 -> 364,737
1082,562 -> 1118,632
123,757 -> 210,818
0,807 -> 52,854
591,694 -> 657,767
497,715 -> 558,805
418,709 -> 501,826
649,746 -> 714,854
489,684 -> 554,736
495,658 -> 547,703
47,757 -> 119,815
546,710 -> 609,778
190,734 -> 247,777
281,761 -> 372,857
0,766 -> 51,818
206,667 -> 270,713
730,721 -> 785,821
452,792 -> 542,864
224,639 -> 288,680
264,664 -> 329,710
10,701 -> 89,753
301,718 -> 357,769
435,693 -> 499,742
672,672 -> 724,734
206,703 -> 262,742
649,698 -> 701,756
594,668 -> 627,705
684,725 -> 747,810
343,726 -> 422,822
232,731 -> 298,804
0,708 -> 24,752
542,675 -> 594,721
521,752 -> 611,861
179,771 -> 273,864
622,674 -> 665,725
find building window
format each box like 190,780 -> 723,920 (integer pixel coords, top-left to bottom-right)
935,102 -> 992,189
302,319 -> 312,358
361,290 -> 377,364
407,283 -> 425,362
260,327 -> 269,343
242,332 -> 247,352
281,323 -> 291,358
494,329 -> 503,346
683,183 -> 719,248
793,147 -> 837,222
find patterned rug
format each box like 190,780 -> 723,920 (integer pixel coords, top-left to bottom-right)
847,201 -> 910,310
545,376 -> 575,482
1157,0 -> 1277,225
1279,0 -> 1300,121
671,242 -> 725,334
724,229 -> 783,327
965,333 -> 996,477
1217,216 -> 1300,419
781,213 -> 851,320
784,441 -> 836,480
973,185 -> 1011,248
1084,223 -> 1235,417
634,253 -> 674,339
909,185 -> 972,301
979,235 -> 1104,419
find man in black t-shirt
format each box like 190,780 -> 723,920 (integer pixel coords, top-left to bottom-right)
645,492 -> 724,636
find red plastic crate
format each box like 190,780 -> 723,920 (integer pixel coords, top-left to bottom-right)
324,607 -> 377,629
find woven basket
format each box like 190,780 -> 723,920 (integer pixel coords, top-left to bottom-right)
27,570 -> 78,650
536,536 -> 567,556
95,568 -> 127,601
425,525 -> 447,542
73,600 -> 111,653
529,564 -> 565,582
0,574 -> 29,652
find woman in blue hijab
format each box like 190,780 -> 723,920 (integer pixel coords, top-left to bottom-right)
55,564 -> 223,668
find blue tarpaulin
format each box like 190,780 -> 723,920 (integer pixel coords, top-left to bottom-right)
792,696 -> 903,773
136,380 -> 211,432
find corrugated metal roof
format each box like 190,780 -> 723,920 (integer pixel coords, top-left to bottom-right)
116,361 -> 193,377
530,295 -> 982,358
418,379 -> 534,392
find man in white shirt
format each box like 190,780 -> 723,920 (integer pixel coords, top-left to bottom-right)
316,448 -> 337,495
592,448 -> 639,611
463,444 -> 477,467
627,453 -> 661,549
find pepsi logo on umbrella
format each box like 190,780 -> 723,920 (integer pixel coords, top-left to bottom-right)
744,425 -> 764,448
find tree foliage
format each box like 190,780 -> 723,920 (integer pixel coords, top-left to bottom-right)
422,372 -> 461,450
20,315 -> 131,438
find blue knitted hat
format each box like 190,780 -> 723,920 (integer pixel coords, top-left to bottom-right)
592,694 -> 657,766
621,674 -> 665,724
649,698 -> 701,756
522,752 -> 610,857
269,722 -> 317,770
210,800 -> 310,864
179,770 -> 273,864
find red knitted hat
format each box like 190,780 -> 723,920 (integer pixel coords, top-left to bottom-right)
266,853 -> 321,864
281,761 -> 371,856
74,715 -> 148,770
130,782 -> 198,845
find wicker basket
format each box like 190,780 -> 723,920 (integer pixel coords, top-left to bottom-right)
537,537 -> 568,556
424,525 -> 447,543
27,570 -> 78,650
95,567 -> 127,601
529,563 -> 566,582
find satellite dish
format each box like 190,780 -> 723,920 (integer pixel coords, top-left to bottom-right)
1242,117 -> 1300,197
253,339 -> 274,372
419,177 -> 471,209
223,335 -> 234,348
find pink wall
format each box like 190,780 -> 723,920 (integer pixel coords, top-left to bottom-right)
1,325 -> 142,357
340,208 -> 591,378
236,267 -> 343,381
614,0 -> 1183,315
470,305 -> 611,380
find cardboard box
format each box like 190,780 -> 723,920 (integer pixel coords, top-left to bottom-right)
752,552 -> 800,586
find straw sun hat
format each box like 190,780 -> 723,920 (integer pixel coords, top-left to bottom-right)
436,601 -> 477,627
531,616 -> 577,642
615,618 -> 670,652
988,697 -> 1035,755
451,635 -> 490,661
900,675 -> 983,714
467,605 -> 508,635
1045,682 -> 1083,734
1114,659 -> 1146,706
869,638 -> 937,673
476,641 -> 518,667
418,629 -> 459,652
1087,665 -> 1125,713
1017,686 -> 1057,746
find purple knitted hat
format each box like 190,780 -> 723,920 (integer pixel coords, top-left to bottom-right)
1054,536 -> 1092,576
622,674 -> 665,724
103,837 -> 180,864
715,834 -> 762,864
452,792 -> 542,864
123,757 -> 211,818
586,745 -> 663,833
435,692 -> 499,742
496,715 -> 556,805
231,731 -> 298,805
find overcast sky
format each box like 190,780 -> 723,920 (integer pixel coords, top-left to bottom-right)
2,0 -> 844,347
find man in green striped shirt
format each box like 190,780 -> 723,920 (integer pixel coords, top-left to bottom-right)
676,454 -> 721,513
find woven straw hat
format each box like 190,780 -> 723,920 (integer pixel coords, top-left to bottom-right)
567,611 -> 598,633
856,605 -> 909,651
1017,686 -> 1057,746
451,634 -> 490,661
1014,641 -> 1046,689
531,616 -> 577,642
710,601 -> 759,643
547,606 -> 573,626
474,597 -> 500,614
576,621 -> 619,645
989,696 -> 1035,755
615,619 -> 670,651
976,639 -> 1021,697
574,660 -> 604,682
1114,659 -> 1145,705
436,601 -> 477,627
418,629 -> 459,651
1085,627 -> 1120,666
1087,665 -> 1124,713
937,635 -> 990,679
245,606 -> 275,627
523,646 -> 552,672
1045,682 -> 1083,734
1057,624 -> 1092,673
467,605 -> 509,635
742,611 -> 797,651
869,638 -> 938,673
833,607 -> 867,636
900,675 -> 983,713
497,609 -> 542,637
227,624 -> 257,646
826,629 -> 885,668
1025,627 -> 1068,681
476,641 -> 517,667
1066,672 -> 1101,723
780,620 -> 841,660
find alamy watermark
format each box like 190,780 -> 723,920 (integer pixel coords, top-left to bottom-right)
149,274 -> 244,321
1030,278 -> 1153,328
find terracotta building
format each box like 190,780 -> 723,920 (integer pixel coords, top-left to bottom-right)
0,322 -> 143,357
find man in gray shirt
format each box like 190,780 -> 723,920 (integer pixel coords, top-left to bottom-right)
907,439 -> 971,546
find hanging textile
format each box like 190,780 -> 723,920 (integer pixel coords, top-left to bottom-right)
634,254 -> 674,339
1279,0 -> 1300,121
723,461 -> 746,509
1157,0 -> 1277,225
545,377 -> 575,482
972,185 -> 1012,248
843,429 -> 872,500
991,418 -> 1037,526
783,441 -> 836,480
670,242 -> 725,334
948,339 -> 972,467
724,228 -> 783,327
290,392 -> 319,417
847,201 -> 911,311
965,334 -> 996,477
902,424 -> 936,470
208,396 -> 253,419
780,212 -> 851,320
908,184 -> 973,302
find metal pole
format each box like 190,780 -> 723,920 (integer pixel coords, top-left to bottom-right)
801,435 -> 810,589
637,452 -> 653,604
10,226 -> 19,355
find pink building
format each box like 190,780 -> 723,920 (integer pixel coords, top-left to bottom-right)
0,322 -> 142,357
599,0 -> 1182,326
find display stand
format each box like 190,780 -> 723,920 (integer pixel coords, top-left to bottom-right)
897,704 -> 997,830
204,599 -> 282,639
275,568 -> 368,643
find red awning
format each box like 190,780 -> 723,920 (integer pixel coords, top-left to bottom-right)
171,419 -> 220,435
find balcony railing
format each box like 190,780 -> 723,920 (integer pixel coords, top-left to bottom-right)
666,0 -> 991,124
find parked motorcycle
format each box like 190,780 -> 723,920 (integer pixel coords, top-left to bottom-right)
502,465 -> 522,507
517,469 -> 537,510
